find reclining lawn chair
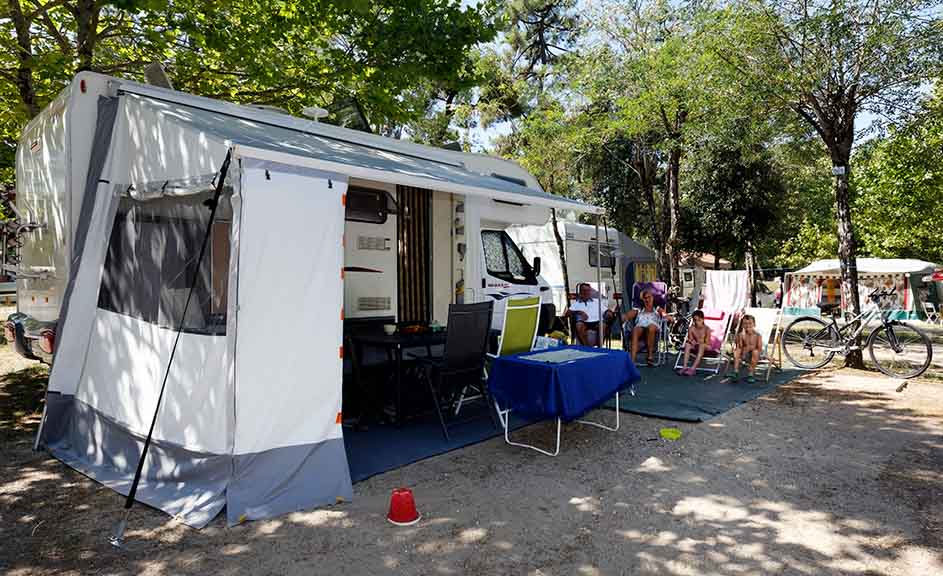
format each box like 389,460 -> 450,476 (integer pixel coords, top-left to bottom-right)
733,307 -> 783,382
452,296 -> 542,421
622,281 -> 670,366
672,308 -> 731,376
411,301 -> 494,440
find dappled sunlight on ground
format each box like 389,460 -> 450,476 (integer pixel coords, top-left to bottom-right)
1,341 -> 943,574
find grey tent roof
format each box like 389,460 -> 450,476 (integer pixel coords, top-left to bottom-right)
120,90 -> 599,213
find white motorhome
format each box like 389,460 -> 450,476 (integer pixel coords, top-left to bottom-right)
507,221 -> 657,313
8,72 -> 594,362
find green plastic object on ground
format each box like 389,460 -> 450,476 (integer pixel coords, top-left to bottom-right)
660,427 -> 682,441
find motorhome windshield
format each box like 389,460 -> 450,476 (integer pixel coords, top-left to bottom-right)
482,230 -> 537,285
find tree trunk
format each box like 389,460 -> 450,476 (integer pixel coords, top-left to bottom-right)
75,0 -> 101,72
666,146 -> 682,288
832,155 -> 863,367
638,167 -> 666,281
713,238 -> 721,271
432,90 -> 458,145
550,207 -> 570,310
745,244 -> 757,307
8,0 -> 38,118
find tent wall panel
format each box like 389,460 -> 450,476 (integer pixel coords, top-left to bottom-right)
122,94 -> 229,188
49,397 -> 230,528
77,309 -> 231,453
229,157 -> 352,523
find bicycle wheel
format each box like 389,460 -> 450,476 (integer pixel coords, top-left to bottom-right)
782,316 -> 838,370
867,322 -> 932,379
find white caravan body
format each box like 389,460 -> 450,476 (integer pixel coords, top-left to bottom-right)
508,221 -> 656,313
12,73 -> 592,358
20,72 -> 599,529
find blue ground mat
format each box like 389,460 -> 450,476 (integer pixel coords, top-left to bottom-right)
344,403 -> 529,483
607,364 -> 802,422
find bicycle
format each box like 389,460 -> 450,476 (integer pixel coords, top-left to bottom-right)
781,288 -> 933,379
665,288 -> 693,353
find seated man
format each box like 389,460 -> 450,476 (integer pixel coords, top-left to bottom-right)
564,283 -> 613,346
623,288 -> 665,367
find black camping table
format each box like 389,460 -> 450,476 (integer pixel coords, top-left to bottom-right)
351,330 -> 447,427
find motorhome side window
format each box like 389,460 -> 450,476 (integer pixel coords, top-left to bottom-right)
345,186 -> 388,224
97,192 -> 231,335
481,230 -> 537,285
589,244 -> 615,268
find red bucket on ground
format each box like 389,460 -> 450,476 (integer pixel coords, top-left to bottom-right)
387,488 -> 421,526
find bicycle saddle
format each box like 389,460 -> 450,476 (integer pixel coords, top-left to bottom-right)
818,301 -> 840,315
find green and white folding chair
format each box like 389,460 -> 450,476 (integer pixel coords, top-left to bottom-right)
457,296 -> 541,417
493,295 -> 542,357
486,295 -> 541,432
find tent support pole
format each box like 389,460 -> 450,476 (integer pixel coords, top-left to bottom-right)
595,216 -> 602,348
110,149 -> 233,548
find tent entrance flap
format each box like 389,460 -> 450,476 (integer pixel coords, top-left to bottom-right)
228,156 -> 352,524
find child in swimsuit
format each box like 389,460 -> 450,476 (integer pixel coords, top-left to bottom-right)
733,314 -> 763,383
677,310 -> 711,376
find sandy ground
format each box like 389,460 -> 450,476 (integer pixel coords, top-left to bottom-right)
1,338 -> 942,574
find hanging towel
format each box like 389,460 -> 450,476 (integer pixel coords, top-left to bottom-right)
704,270 -> 750,311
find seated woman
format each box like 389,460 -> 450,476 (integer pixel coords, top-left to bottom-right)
623,289 -> 665,366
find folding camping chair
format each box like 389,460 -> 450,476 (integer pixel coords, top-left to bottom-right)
672,308 -> 731,376
411,301 -> 494,440
733,307 -> 783,382
491,295 -> 542,357
474,296 -> 542,415
923,302 -> 942,325
623,281 -> 670,366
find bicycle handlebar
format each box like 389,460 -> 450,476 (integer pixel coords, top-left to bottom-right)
868,287 -> 896,300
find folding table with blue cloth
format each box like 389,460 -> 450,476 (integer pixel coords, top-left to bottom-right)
487,345 -> 641,456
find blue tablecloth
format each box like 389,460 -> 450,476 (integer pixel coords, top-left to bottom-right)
488,346 -> 641,422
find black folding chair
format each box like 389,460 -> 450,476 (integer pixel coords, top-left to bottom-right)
411,301 -> 494,441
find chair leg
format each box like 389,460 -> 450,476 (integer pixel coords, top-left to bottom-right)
454,386 -> 468,416
454,383 -> 485,416
425,370 -> 450,442
484,385 -> 500,429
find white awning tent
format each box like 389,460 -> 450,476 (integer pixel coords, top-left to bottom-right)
793,258 -> 938,276
38,79 -> 600,528
784,258 -> 939,319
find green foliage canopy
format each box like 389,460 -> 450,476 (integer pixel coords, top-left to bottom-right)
854,88 -> 943,263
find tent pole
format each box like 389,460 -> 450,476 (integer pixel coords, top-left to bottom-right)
110,149 -> 233,548
595,216 -> 602,348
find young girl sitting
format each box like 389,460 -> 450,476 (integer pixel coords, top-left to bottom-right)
733,314 -> 763,383
678,310 -> 711,376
